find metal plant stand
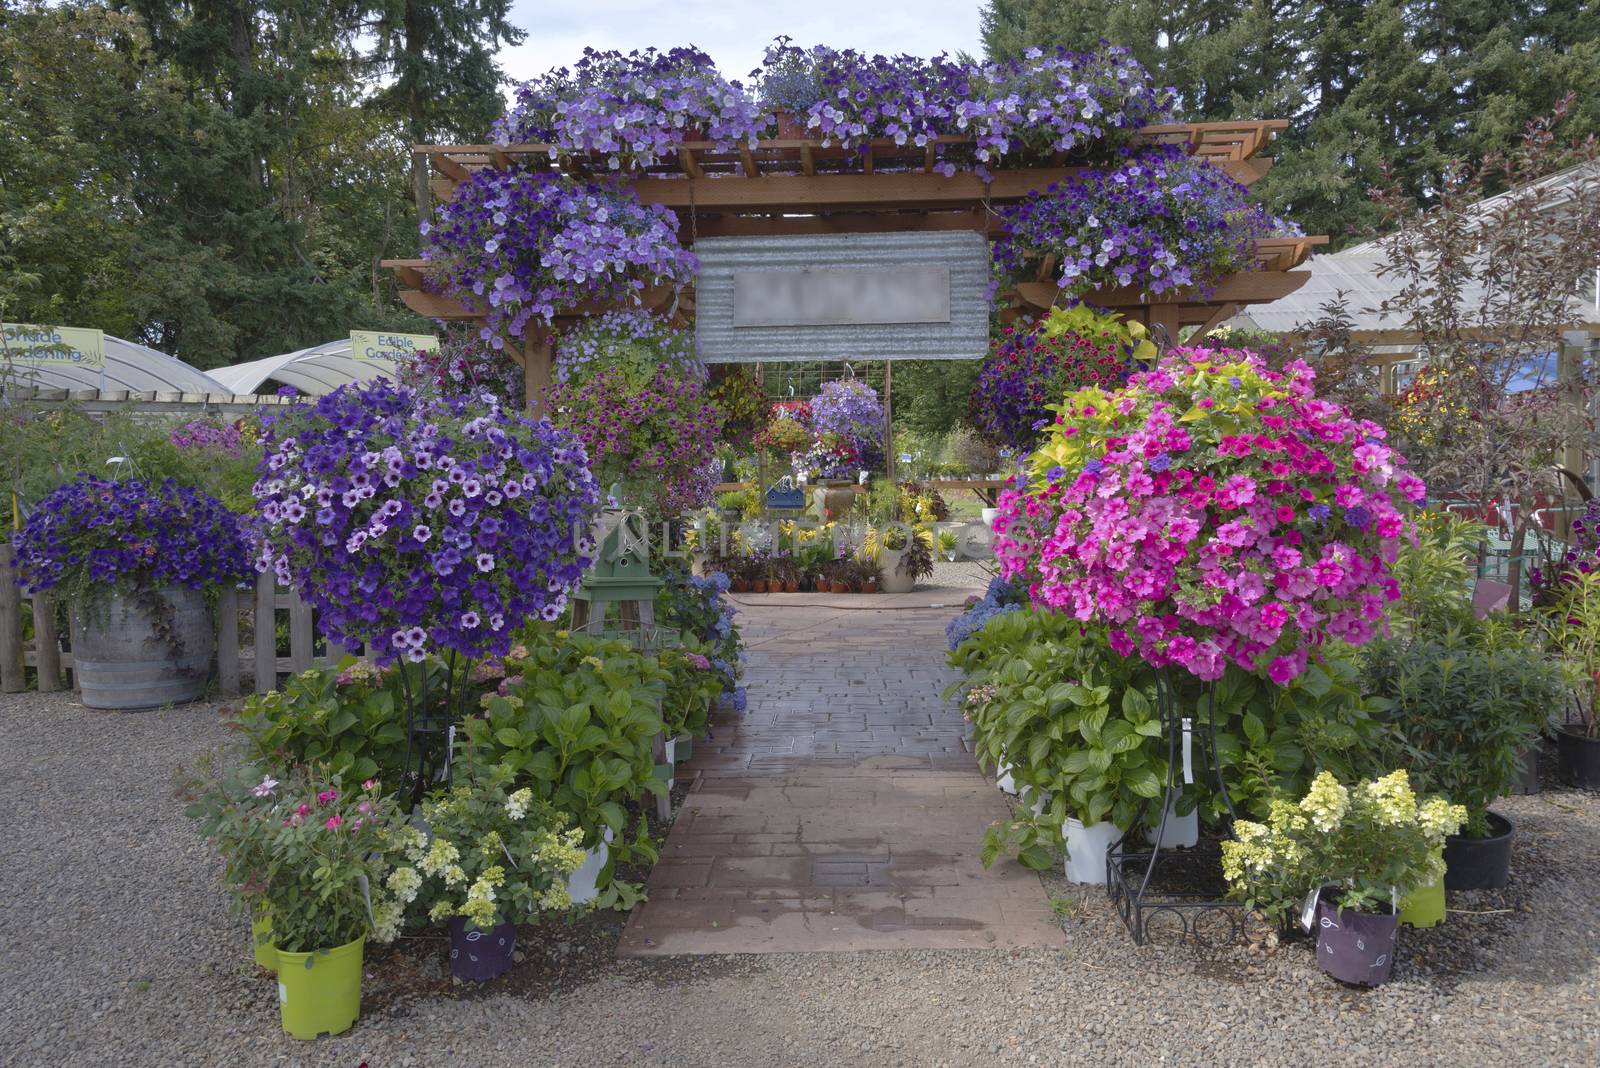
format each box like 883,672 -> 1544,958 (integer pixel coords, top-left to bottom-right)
1105,668 -> 1246,946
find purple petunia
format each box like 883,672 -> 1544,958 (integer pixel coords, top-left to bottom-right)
253,381 -> 600,664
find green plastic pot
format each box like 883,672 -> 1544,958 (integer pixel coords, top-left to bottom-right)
251,909 -> 276,973
275,936 -> 364,1040
1399,851 -> 1446,929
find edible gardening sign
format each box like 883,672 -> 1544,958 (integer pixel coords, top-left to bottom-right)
349,330 -> 437,362
1,324 -> 106,370
694,231 -> 990,364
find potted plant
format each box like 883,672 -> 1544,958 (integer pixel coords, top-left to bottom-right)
1544,569 -> 1600,788
187,765 -> 406,1038
1363,621 -> 1564,889
758,37 -> 819,138
858,558 -> 881,594
11,474 -> 253,709
874,524 -> 933,594
176,754 -> 286,971
1221,771 -> 1465,987
390,780 -> 586,981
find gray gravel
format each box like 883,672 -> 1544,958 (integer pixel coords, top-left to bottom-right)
2,688 -> 1597,1067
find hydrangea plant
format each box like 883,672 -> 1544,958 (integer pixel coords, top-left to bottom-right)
387,781 -> 587,932
1222,770 -> 1465,917
994,148 -> 1296,298
422,170 -> 697,341
253,381 -> 600,664
11,474 -> 254,604
995,346 -> 1425,683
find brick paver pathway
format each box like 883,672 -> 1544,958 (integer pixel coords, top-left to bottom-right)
618,588 -> 1065,955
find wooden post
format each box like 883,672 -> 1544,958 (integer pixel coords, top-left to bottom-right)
1559,331 -> 1589,479
31,592 -> 62,692
652,731 -> 673,822
883,361 -> 895,483
288,590 -> 314,673
215,587 -> 240,698
756,361 -> 768,517
1148,304 -> 1181,348
524,332 -> 554,416
254,570 -> 277,694
0,544 -> 24,693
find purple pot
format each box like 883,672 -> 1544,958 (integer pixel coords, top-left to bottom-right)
1314,897 -> 1398,987
447,917 -> 516,981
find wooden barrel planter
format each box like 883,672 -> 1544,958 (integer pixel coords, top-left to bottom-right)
70,587 -> 214,710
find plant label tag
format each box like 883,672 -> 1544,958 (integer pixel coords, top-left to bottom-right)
357,873 -> 374,926
1299,887 -> 1320,933
278,982 -> 288,1005
1181,717 -> 1194,785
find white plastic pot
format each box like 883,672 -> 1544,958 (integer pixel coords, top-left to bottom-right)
995,759 -> 1019,796
566,827 -> 615,906
1024,787 -> 1052,819
1145,796 -> 1200,849
1063,817 -> 1123,885
981,507 -> 1000,529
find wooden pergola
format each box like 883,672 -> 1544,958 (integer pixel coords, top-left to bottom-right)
383,119 -> 1324,407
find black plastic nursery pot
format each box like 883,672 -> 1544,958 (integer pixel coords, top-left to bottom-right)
1442,811 -> 1514,892
1557,727 -> 1600,790
447,917 -> 517,981
1314,897 -> 1398,987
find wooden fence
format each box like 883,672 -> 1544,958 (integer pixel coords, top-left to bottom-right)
0,544 -> 361,698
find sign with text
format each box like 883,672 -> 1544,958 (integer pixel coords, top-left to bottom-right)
733,266 -> 951,327
1,324 -> 106,370
349,330 -> 437,362
695,231 -> 989,364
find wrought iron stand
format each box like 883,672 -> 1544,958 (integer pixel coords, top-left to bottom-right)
1105,668 -> 1245,945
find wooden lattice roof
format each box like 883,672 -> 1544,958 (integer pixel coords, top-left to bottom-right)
384,119 -> 1321,336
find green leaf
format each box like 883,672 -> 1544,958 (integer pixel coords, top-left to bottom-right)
1121,687 -> 1153,721
1124,766 -> 1162,798
494,727 -> 524,749
1299,665 -> 1333,698
1100,720 -> 1141,754
1241,712 -> 1266,747
1018,844 -> 1055,871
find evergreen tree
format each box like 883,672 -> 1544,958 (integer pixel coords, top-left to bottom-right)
980,0 -> 1600,246
365,0 -> 525,216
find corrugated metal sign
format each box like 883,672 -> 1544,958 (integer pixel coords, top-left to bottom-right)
695,231 -> 990,363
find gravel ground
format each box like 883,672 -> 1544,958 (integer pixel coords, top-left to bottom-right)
2,689 -> 1597,1067
926,559 -> 997,591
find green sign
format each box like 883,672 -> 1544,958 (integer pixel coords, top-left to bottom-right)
350,330 -> 437,362
1,324 -> 106,370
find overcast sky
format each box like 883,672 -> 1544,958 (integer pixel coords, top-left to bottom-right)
501,1 -> 985,87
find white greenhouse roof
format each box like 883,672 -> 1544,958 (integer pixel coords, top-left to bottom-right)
1,334 -> 228,394
209,339 -> 397,397
1232,247 -> 1600,338
1236,162 -> 1600,339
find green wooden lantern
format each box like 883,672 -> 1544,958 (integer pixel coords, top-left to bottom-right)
573,507 -> 662,629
